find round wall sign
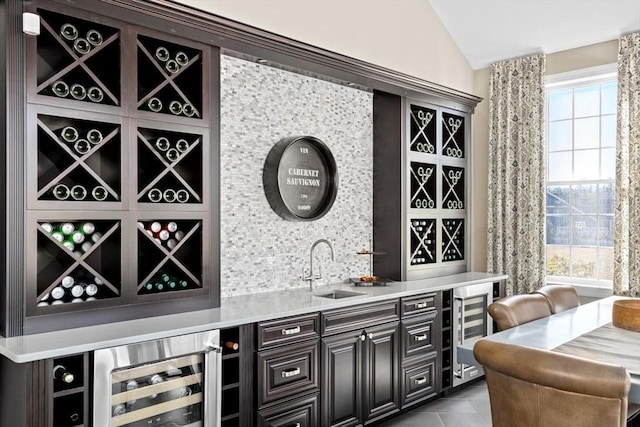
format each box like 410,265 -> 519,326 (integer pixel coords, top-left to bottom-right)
263,136 -> 338,221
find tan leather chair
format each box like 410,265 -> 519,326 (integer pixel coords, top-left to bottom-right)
488,293 -> 552,331
534,284 -> 580,314
474,339 -> 631,427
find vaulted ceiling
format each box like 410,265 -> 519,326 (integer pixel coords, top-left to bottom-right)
428,0 -> 640,69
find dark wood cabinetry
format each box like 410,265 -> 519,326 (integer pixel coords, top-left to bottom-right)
221,325 -> 254,427
399,293 -> 440,409
0,0 -> 221,336
320,302 -> 400,426
256,314 -> 320,426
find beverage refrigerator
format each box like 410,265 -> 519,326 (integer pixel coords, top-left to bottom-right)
93,330 -> 221,427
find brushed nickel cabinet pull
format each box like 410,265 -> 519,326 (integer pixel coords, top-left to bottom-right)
413,334 -> 428,342
281,367 -> 301,378
414,376 -> 427,385
281,326 -> 301,335
415,302 -> 428,309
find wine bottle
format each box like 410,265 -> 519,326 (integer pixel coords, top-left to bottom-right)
71,284 -> 85,298
41,222 -> 53,233
148,374 -> 164,399
144,283 -> 154,292
155,283 -> 164,291
81,241 -> 93,253
223,341 -> 239,351
179,280 -> 188,288
150,222 -> 162,233
148,188 -> 162,203
70,83 -> 87,100
71,231 -> 85,244
165,148 -> 179,162
81,222 -> 96,234
51,231 -> 65,242
86,29 -> 103,46
87,86 -> 104,103
174,230 -> 185,241
73,38 -> 91,55
166,222 -> 178,233
147,97 -> 162,112
53,184 -> 70,201
73,139 -> 91,155
53,365 -> 75,384
51,286 -> 65,300
60,222 -> 75,235
85,283 -> 98,297
163,189 -> 177,203
176,189 -> 189,203
59,23 -> 78,41
62,240 -> 75,252
165,59 -> 179,74
71,184 -> 87,201
91,232 -> 103,243
94,276 -> 104,285
51,80 -> 70,98
155,46 -> 170,62
175,51 -> 189,66
92,186 -> 108,201
112,404 -> 126,416
60,126 -> 79,143
86,129 -> 103,145
37,301 -> 49,307
61,276 -> 75,289
182,103 -> 196,117
158,230 -> 170,241
169,101 -> 183,115
175,139 -> 189,153
155,137 -> 170,151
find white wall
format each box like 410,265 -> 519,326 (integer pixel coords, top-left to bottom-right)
172,0 -> 475,94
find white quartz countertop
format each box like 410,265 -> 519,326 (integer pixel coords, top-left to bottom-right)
0,272 -> 506,363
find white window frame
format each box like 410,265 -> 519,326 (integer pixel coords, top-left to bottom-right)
544,63 -> 617,294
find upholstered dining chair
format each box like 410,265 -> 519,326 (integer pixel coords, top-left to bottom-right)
534,284 -> 580,314
488,293 -> 552,331
474,339 -> 633,427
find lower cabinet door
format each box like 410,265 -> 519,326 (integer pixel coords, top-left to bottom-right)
257,392 -> 319,427
362,322 -> 400,424
321,330 -> 362,427
401,357 -> 438,408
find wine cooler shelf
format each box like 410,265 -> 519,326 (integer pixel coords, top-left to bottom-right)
35,218 -> 203,308
36,9 -> 205,120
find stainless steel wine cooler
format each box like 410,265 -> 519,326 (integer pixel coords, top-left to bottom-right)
452,282 -> 493,387
94,331 -> 221,427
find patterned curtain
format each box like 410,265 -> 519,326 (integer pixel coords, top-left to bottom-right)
487,54 -> 546,295
613,32 -> 640,297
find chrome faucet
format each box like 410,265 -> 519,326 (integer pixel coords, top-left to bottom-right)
302,239 -> 335,291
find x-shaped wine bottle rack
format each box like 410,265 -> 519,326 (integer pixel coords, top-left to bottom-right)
442,219 -> 464,262
442,113 -> 465,158
410,219 -> 436,265
410,105 -> 436,154
410,162 -> 436,209
442,166 -> 464,210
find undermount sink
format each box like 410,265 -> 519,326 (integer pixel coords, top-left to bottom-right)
314,290 -> 365,299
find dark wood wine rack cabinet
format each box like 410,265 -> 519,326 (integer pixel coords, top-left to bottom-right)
221,325 -> 255,427
16,0 -> 220,334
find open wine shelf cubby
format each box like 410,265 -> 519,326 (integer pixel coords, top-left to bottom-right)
21,1 -> 219,333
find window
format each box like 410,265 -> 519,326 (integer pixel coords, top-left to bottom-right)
545,65 -> 617,287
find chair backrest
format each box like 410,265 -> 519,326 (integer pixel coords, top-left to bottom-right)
474,340 -> 631,427
534,284 -> 580,314
488,293 -> 552,331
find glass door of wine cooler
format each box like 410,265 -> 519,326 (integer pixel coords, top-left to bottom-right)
94,331 -> 221,427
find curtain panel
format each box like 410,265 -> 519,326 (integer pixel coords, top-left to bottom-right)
487,54 -> 546,295
614,32 -> 640,297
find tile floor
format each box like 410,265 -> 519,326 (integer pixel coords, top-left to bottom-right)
378,381 -> 492,427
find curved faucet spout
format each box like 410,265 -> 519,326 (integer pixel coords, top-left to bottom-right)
305,239 -> 335,291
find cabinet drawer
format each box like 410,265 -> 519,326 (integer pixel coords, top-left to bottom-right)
401,358 -> 438,408
257,392 -> 319,427
402,312 -> 438,360
258,340 -> 319,406
401,293 -> 437,317
321,300 -> 399,336
257,313 -> 320,350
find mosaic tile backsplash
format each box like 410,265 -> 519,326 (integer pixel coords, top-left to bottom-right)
220,55 -> 373,297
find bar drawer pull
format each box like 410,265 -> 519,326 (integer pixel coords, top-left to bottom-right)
281,367 -> 301,378
414,376 -> 428,385
414,302 -> 428,309
413,334 -> 428,342
281,326 -> 301,335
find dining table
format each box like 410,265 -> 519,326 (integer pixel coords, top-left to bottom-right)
457,295 -> 640,404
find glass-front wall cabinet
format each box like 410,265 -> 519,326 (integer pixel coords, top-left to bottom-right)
21,2 -> 219,333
